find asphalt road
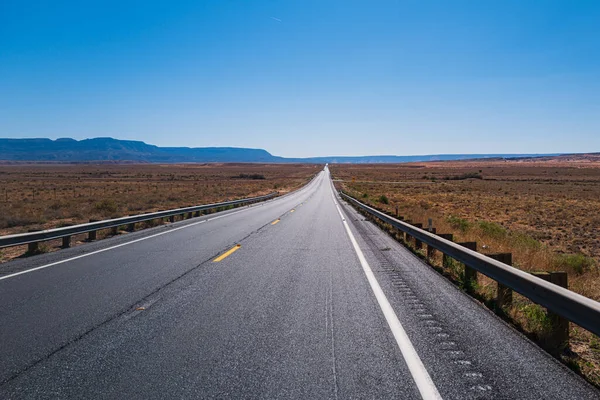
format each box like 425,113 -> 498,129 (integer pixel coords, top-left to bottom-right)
0,167 -> 598,399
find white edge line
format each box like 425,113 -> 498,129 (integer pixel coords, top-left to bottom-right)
327,171 -> 443,400
0,205 -> 257,282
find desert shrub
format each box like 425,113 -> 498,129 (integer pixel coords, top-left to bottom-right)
443,172 -> 483,180
511,232 -> 543,250
521,304 -> 552,334
362,193 -> 368,198
553,253 -> 596,275
591,336 -> 600,351
94,199 -> 118,214
0,214 -> 42,229
48,201 -> 67,211
232,174 -> 266,180
419,200 -> 431,210
378,195 -> 389,204
478,221 -> 507,239
447,215 -> 471,233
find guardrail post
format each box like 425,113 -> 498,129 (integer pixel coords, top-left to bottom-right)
490,253 -> 513,309
457,242 -> 478,290
111,226 -> 118,235
187,212 -> 193,219
531,271 -> 570,352
88,219 -> 98,241
413,223 -> 423,250
27,242 -> 39,254
195,211 -> 201,217
169,215 -> 176,223
404,220 -> 413,243
127,222 -> 135,232
62,236 -> 71,248
426,228 -> 437,259
27,229 -> 40,254
550,271 -> 569,350
438,234 -> 453,267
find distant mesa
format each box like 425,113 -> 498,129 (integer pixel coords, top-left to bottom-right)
0,137 -> 565,164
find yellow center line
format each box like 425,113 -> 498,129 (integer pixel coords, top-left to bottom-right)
213,244 -> 241,262
290,209 -> 295,213
271,219 -> 280,225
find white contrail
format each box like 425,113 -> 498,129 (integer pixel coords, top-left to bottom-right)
270,16 -> 282,22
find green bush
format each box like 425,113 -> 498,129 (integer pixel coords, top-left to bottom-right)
478,221 -> 507,239
447,215 -> 471,233
553,253 -> 595,275
522,304 -> 552,333
378,195 -> 389,204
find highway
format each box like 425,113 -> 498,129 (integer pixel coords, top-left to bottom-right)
0,167 -> 598,399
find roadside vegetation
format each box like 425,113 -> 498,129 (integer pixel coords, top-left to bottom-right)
331,159 -> 600,387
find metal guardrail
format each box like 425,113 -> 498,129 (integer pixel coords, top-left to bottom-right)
0,192 -> 278,249
340,192 -> 600,338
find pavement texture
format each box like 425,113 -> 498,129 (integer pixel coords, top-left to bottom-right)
0,168 -> 598,399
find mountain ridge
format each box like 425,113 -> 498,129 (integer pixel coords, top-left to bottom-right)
0,137 -> 564,163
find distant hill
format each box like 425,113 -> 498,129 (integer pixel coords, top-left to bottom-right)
0,137 -> 562,163
0,138 -> 280,163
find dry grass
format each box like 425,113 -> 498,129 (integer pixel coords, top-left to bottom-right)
0,163 -> 320,262
331,158 -> 600,387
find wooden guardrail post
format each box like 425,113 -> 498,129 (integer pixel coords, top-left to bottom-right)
413,223 -> 423,250
438,234 -> 453,267
531,271 -> 570,352
62,236 -> 71,248
549,271 -> 570,350
426,228 -> 437,259
88,219 -> 98,241
490,253 -> 513,309
195,211 -> 201,217
27,229 -> 39,254
457,242 -> 478,290
27,242 -> 39,254
404,220 -> 413,243
550,271 -> 569,347
127,222 -> 136,232
169,215 -> 176,223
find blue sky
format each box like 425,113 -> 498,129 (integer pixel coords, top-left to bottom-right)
1,1 -> 599,157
